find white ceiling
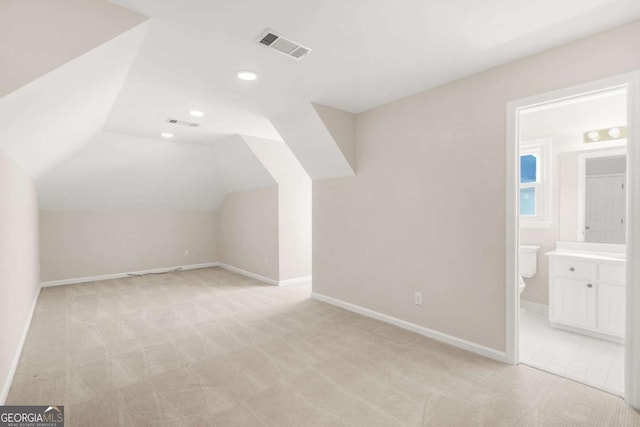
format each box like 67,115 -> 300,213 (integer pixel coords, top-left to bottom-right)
4,0 -> 640,210
38,132 -> 275,210
103,0 -> 640,145
0,0 -> 147,98
0,24 -> 148,178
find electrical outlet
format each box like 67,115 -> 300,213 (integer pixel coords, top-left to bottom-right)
414,292 -> 422,306
184,249 -> 190,256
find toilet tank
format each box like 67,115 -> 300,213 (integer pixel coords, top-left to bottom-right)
519,245 -> 540,278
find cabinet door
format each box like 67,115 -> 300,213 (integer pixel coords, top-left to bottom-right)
550,278 -> 596,329
598,284 -> 625,337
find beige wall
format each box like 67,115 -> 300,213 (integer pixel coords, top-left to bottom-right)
39,210 -> 217,281
0,0 -> 146,97
0,150 -> 39,404
278,181 -> 312,280
313,20 -> 640,352
313,103 -> 357,172
39,185 -> 294,284
217,186 -> 280,281
244,137 -> 312,281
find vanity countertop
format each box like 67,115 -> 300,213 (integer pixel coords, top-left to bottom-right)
546,241 -> 625,262
545,250 -> 625,262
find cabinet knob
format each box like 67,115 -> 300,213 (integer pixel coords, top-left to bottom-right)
569,267 -> 575,272
587,283 -> 593,288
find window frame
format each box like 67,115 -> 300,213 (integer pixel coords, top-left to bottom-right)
520,138 -> 551,228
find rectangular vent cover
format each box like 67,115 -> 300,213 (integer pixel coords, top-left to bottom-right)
256,28 -> 311,60
165,118 -> 200,127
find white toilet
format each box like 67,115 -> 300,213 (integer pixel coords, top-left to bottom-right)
519,245 -> 540,294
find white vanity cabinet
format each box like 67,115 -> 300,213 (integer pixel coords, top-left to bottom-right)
548,252 -> 625,341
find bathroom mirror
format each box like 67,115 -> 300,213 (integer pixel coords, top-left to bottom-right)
558,148 -> 627,244
578,151 -> 627,244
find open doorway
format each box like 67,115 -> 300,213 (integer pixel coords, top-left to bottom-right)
506,71 -> 640,408
519,88 -> 627,395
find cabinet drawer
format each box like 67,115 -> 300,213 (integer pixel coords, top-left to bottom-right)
551,258 -> 596,280
599,263 -> 625,286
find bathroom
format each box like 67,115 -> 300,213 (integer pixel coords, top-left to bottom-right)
517,87 -> 627,395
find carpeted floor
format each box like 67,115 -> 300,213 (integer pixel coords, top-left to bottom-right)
7,267 -> 640,426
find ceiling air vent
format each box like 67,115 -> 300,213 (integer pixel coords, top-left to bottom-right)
165,118 -> 200,127
256,28 -> 311,60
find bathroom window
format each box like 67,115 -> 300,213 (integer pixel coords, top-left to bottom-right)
520,139 -> 551,227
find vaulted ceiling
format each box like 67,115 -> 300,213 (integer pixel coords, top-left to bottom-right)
1,0 -> 639,210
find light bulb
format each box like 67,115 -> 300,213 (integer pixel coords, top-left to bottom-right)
608,127 -> 621,138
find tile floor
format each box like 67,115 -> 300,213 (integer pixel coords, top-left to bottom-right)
519,305 -> 624,396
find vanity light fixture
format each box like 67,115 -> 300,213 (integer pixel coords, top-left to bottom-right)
237,70 -> 258,81
587,130 -> 600,141
608,127 -> 621,138
583,125 -> 626,143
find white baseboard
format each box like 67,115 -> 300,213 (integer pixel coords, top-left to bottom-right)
520,300 -> 549,314
279,276 -> 312,286
216,263 -> 279,285
40,262 -> 219,287
40,261 -> 312,289
0,284 -> 41,405
216,263 -> 311,287
311,292 -> 507,363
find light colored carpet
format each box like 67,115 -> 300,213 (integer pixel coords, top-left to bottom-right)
7,267 -> 640,426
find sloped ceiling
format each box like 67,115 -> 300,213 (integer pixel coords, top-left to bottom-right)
271,103 -> 355,180
3,0 -> 640,211
38,132 -> 274,210
0,0 -> 147,98
0,24 -> 148,178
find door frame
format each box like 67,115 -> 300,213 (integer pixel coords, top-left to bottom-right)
505,70 -> 640,408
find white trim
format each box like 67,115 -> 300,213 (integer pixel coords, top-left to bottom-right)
520,300 -> 549,315
506,96 -> 520,365
278,276 -> 312,286
506,70 -> 640,409
0,285 -> 41,405
40,262 -> 310,288
216,263 -> 279,286
625,70 -> 640,409
311,292 -> 507,363
40,262 -> 219,287
520,137 -> 552,226
519,221 -> 552,229
217,263 -> 310,286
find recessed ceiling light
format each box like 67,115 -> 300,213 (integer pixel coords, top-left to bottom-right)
189,110 -> 204,118
160,132 -> 174,138
237,70 -> 258,81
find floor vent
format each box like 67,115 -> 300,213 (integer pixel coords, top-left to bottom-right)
165,118 -> 200,127
256,28 -> 311,60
